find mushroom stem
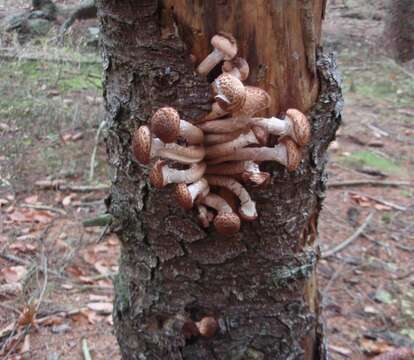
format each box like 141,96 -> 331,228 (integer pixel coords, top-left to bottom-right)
206,161 -> 252,175
132,126 -> 205,164
207,139 -> 301,171
205,175 -> 257,221
204,131 -> 243,145
207,144 -> 286,164
253,109 -> 310,146
179,121 -> 204,144
149,161 -> 206,189
197,33 -> 238,76
201,193 -> 241,236
197,204 -> 215,228
205,130 -> 258,159
158,143 -> 206,164
197,48 -> 225,76
198,116 -> 250,134
175,178 -> 209,209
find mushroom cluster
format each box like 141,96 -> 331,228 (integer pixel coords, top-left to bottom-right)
132,32 -> 311,236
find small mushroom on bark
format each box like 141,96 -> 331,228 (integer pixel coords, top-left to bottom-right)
222,57 -> 249,81
151,107 -> 204,144
195,316 -> 218,338
149,160 -> 206,189
132,126 -> 205,165
197,204 -> 215,228
211,73 -> 246,112
207,138 -> 302,172
235,86 -> 272,117
201,193 -> 241,236
175,178 -> 209,209
197,32 -> 238,76
205,130 -> 258,159
252,109 -> 311,146
205,175 -> 257,221
241,161 -> 270,187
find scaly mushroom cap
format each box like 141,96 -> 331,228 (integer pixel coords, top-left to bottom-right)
222,57 -> 250,81
132,125 -> 152,165
211,32 -> 238,60
286,109 -> 311,146
149,159 -> 166,188
251,125 -> 269,146
211,73 -> 246,112
282,138 -> 302,172
241,171 -> 270,188
175,183 -> 193,210
214,212 -> 241,236
196,317 -> 218,338
151,107 -> 181,143
241,86 -> 271,116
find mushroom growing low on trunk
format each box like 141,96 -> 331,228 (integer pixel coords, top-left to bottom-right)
205,175 -> 257,221
200,193 -> 241,236
151,107 -> 204,144
207,138 -> 302,172
149,160 -> 206,189
132,126 -> 205,165
197,32 -> 238,76
175,178 -> 209,209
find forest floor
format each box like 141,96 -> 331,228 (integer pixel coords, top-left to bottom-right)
0,0 -> 413,359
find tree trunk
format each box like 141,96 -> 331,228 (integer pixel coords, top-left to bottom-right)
97,0 -> 342,359
383,0 -> 414,63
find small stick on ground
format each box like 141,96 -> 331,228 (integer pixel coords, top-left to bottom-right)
18,204 -> 66,216
328,180 -> 411,189
82,338 -> 92,360
348,191 -> 407,211
322,212 -> 375,258
89,120 -> 106,183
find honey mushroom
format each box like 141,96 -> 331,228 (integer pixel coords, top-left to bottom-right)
131,32 -> 311,235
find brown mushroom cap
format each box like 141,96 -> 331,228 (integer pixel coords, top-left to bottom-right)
222,57 -> 250,81
175,183 -> 193,210
286,109 -> 311,146
211,32 -> 238,60
282,138 -> 301,171
149,159 -> 166,188
241,171 -> 270,188
240,86 -> 272,116
151,107 -> 181,143
196,317 -> 218,338
132,125 -> 152,165
214,212 -> 241,236
211,73 -> 246,112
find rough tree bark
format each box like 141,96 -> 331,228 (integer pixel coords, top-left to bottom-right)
383,0 -> 414,63
97,1 -> 342,359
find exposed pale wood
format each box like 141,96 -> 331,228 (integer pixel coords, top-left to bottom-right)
162,0 -> 324,116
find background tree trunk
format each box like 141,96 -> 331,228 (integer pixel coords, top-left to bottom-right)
383,0 -> 414,63
97,0 -> 342,359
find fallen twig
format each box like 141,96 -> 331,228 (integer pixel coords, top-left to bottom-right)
89,121 -> 106,183
82,214 -> 112,227
322,212 -> 374,258
328,180 -> 411,189
35,181 -> 110,193
82,338 -> 92,360
348,191 -> 407,211
18,204 -> 67,216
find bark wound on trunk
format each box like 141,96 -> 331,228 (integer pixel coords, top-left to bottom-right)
97,0 -> 342,359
